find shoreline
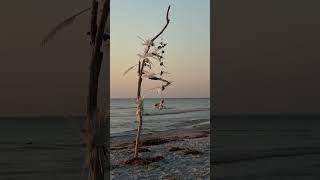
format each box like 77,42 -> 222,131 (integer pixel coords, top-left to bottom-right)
110,123 -> 210,149
110,124 -> 210,180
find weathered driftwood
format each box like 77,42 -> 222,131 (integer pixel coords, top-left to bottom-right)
41,0 -> 110,179
85,1 -> 110,179
134,5 -> 171,159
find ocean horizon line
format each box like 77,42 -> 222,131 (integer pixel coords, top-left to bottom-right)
111,97 -> 210,99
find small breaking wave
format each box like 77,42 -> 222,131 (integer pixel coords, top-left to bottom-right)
143,108 -> 209,116
111,106 -> 135,110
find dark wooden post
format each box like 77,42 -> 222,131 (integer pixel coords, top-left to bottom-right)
86,0 -> 110,179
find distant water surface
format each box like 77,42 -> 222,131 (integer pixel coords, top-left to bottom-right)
0,116 -> 84,180
110,98 -> 210,136
214,115 -> 320,179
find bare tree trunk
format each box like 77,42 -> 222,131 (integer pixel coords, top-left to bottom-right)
86,0 -> 110,179
134,108 -> 142,158
134,61 -> 144,158
134,59 -> 145,158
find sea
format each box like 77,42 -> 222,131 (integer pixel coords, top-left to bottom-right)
0,98 -> 210,180
110,98 -> 210,137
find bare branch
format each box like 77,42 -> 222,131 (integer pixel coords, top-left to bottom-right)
151,5 -> 171,42
139,5 -> 171,74
40,8 -> 91,46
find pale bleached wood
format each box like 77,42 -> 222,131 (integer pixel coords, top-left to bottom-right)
134,5 -> 171,159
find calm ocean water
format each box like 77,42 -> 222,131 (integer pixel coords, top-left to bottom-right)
214,116 -> 320,179
110,98 -> 210,137
0,98 -> 209,179
0,116 -> 85,180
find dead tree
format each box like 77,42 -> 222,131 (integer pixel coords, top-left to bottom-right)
124,5 -> 172,159
41,0 -> 110,179
85,1 -> 109,179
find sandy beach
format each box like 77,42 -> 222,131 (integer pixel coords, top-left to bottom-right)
110,124 -> 210,180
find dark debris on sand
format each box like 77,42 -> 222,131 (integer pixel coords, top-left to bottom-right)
122,156 -> 164,165
133,137 -> 184,146
168,147 -> 185,152
138,148 -> 151,152
183,133 -> 208,139
183,149 -> 203,155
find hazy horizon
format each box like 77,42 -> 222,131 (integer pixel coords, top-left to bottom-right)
110,97 -> 210,99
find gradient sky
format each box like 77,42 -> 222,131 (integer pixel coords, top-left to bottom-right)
110,0 -> 210,98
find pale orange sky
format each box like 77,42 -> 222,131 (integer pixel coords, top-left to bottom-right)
111,0 -> 210,98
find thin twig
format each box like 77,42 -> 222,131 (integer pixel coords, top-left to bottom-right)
40,8 -> 91,46
151,5 -> 171,42
138,5 -> 171,77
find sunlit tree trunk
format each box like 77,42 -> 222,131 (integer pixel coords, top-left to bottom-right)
134,63 -> 144,158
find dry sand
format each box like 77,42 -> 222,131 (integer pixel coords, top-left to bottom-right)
110,124 -> 210,180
